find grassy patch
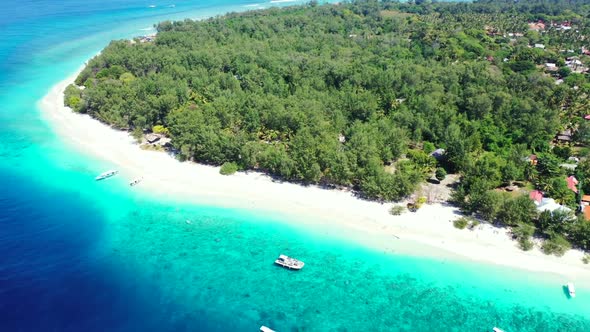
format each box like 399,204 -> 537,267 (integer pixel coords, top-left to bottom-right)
140,144 -> 165,152
453,217 -> 470,229
220,162 -> 239,175
389,205 -> 406,216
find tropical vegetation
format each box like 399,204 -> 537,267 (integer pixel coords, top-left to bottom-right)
65,0 -> 590,254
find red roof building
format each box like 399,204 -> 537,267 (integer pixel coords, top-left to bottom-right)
567,176 -> 579,193
529,154 -> 538,165
530,190 -> 543,203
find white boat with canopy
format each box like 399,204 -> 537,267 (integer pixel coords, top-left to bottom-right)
95,170 -> 118,181
275,254 -> 304,270
567,282 -> 576,298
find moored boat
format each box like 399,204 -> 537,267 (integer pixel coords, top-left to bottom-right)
275,254 -> 304,270
567,282 -> 576,298
95,170 -> 118,181
260,326 -> 276,332
129,177 -> 143,186
493,327 -> 505,332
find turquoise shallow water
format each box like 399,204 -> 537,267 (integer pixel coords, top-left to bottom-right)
1,0 -> 590,331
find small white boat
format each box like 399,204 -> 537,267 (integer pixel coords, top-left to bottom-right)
567,282 -> 576,298
275,254 -> 304,270
129,177 -> 143,186
95,170 -> 118,181
260,326 -> 276,332
493,327 -> 505,332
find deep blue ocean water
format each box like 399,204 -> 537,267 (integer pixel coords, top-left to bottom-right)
2,1 -> 590,331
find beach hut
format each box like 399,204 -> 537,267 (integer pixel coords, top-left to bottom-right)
145,133 -> 161,144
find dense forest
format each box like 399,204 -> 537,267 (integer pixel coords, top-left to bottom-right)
66,0 -> 590,255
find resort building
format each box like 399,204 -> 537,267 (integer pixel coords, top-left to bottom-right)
556,129 -> 573,142
536,197 -> 572,214
530,190 -> 572,214
545,63 -> 558,71
528,21 -> 546,31
581,196 -> 590,221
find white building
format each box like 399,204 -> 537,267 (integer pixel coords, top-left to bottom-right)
535,198 -> 571,213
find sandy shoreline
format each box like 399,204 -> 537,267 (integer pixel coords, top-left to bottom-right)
39,70 -> 590,282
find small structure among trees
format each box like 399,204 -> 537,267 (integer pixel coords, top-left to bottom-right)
430,148 -> 445,161
145,133 -> 161,144
143,132 -> 171,147
556,129 -> 573,142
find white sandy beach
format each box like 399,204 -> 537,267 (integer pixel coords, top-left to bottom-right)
40,71 -> 590,282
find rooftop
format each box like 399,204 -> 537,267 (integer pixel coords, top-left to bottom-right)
536,197 -> 571,213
